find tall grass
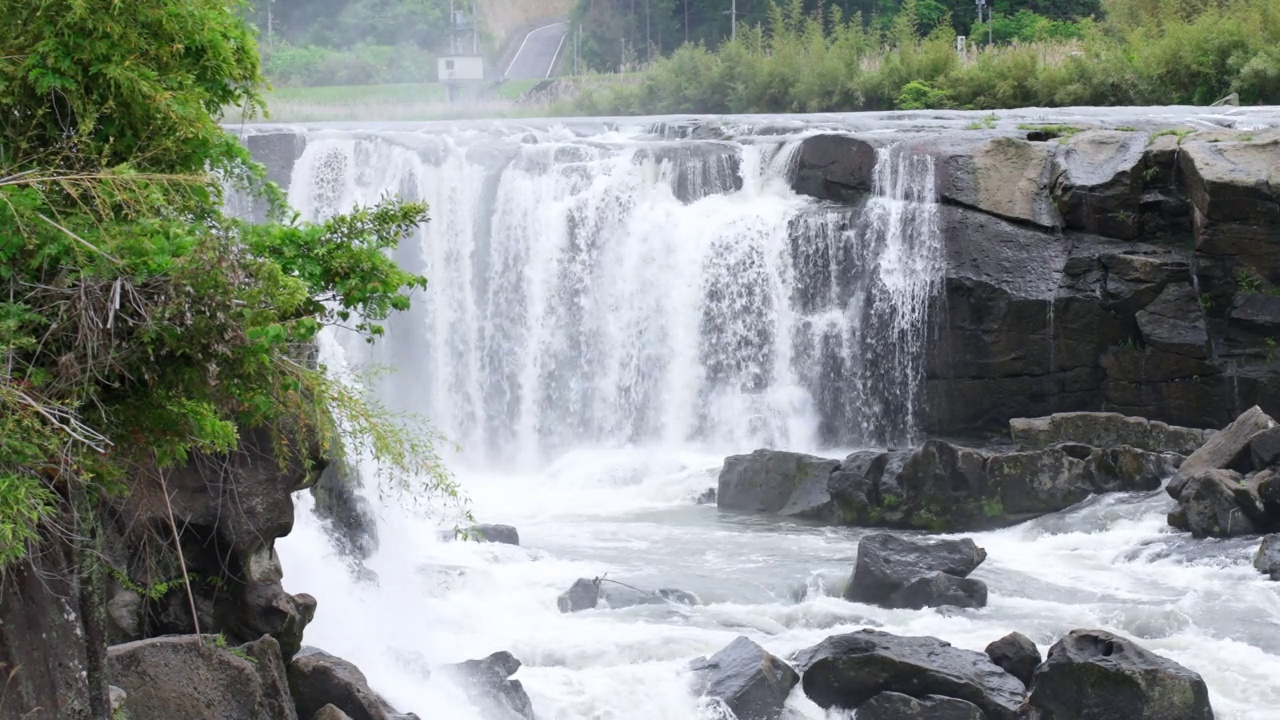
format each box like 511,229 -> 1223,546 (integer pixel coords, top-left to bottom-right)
573,0 -> 1280,114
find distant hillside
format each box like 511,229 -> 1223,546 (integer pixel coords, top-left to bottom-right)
479,0 -> 576,46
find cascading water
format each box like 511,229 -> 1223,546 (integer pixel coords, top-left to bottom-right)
270,120 -> 1280,720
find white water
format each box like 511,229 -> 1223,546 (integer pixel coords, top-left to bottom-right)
272,120 -> 1280,720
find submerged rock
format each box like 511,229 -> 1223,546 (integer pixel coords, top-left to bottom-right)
856,692 -> 986,720
689,636 -> 799,720
1255,534 -> 1280,580
444,651 -> 535,720
556,578 -> 700,613
557,578 -> 601,612
1028,629 -> 1214,720
469,524 -> 520,546
792,630 -> 1025,720
843,534 -> 988,609
984,632 -> 1041,687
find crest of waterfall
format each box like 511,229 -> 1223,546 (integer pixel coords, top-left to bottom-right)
284,128 -> 942,463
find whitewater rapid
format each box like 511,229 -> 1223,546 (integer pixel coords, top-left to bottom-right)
269,116 -> 1280,720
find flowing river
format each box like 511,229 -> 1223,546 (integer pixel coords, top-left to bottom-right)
263,110 -> 1280,720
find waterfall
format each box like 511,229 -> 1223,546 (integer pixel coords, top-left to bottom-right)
285,127 -> 943,460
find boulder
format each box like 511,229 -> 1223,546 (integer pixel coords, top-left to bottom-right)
314,706 -> 355,720
987,448 -> 1096,516
696,488 -> 717,505
444,651 -> 535,720
844,534 -> 988,609
689,637 -> 799,720
311,462 -> 379,561
1028,629 -> 1214,720
935,135 -> 1060,228
1176,468 -> 1258,538
1009,412 -> 1210,455
1169,406 -> 1277,499
107,635 -> 297,720
1248,427 -> 1280,468
984,632 -> 1041,687
109,686 -> 128,714
107,588 -> 144,642
556,578 -> 700,613
238,582 -> 316,661
856,692 -> 987,720
1255,535 -> 1280,580
890,441 -> 993,530
716,449 -> 840,518
792,630 -> 1025,720
791,134 -> 881,203
288,648 -> 399,720
470,524 -> 520,546
885,572 -> 988,611
1135,283 -> 1210,359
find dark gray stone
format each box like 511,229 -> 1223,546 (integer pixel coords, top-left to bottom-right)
1053,130 -> 1146,239
1135,284 -> 1210,359
843,534 -> 987,609
311,462 -> 379,561
471,524 -> 520,546
1255,535 -> 1280,580
444,651 -> 535,720
886,572 -> 988,611
314,706 -> 355,720
716,450 -> 840,518
556,578 -> 600,613
856,692 -> 987,720
689,637 -> 799,720
1028,629 -> 1214,720
1249,427 -> 1280,469
792,630 -> 1025,720
556,578 -> 699,613
791,134 -> 882,203
1176,468 -> 1258,538
287,648 -> 399,720
984,632 -> 1041,687
1169,406 -> 1276,499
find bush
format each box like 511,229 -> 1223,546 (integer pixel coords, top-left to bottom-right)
264,43 -> 439,87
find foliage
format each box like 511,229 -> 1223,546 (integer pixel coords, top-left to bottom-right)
262,42 -> 441,87
573,0 -> 1280,114
0,0 -> 453,569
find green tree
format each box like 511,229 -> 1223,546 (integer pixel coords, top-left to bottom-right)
0,0 -> 456,568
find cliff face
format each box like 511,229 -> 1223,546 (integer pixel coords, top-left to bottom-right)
793,127 -> 1280,435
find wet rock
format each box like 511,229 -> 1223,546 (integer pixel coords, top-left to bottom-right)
107,589 -> 144,641
792,630 -> 1025,720
556,578 -> 699,613
1136,283 -> 1210,359
1255,535 -> 1280,580
987,447 -> 1096,515
470,524 -> 520,546
1176,468 -> 1258,538
107,634 -> 297,720
239,582 -> 316,661
1010,412 -> 1210,455
890,441 -> 993,530
1028,629 -> 1214,720
843,534 -> 987,609
984,632 -> 1041,686
634,143 -> 743,203
689,636 -> 799,720
696,488 -> 717,505
1249,427 -> 1280,468
1169,406 -> 1277,501
444,651 -> 535,720
885,572 -> 988,610
935,135 -> 1060,228
716,449 -> 840,518
288,647 -> 399,720
856,692 -> 987,720
791,134 -> 881,203
311,461 -> 379,561
556,578 -> 600,612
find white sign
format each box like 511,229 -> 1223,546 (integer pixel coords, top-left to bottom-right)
438,56 -> 484,82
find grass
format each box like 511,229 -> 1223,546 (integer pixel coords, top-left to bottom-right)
1018,123 -> 1084,139
242,79 -> 546,122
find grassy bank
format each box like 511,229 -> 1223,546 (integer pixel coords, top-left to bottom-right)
572,0 -> 1280,115
237,80 -> 545,122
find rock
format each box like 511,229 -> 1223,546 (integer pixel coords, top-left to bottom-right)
288,648 -> 399,720
1176,468 -> 1258,538
689,637 -> 799,720
1169,406 -> 1277,498
239,582 -> 316,661
856,692 -> 987,720
314,706 -> 355,720
696,488 -> 717,504
843,534 -> 987,609
635,143 -> 743,203
556,578 -> 600,612
984,632 -> 1041,686
470,524 -> 520,546
1010,412 -> 1210,455
1249,427 -> 1280,468
936,135 -> 1060,228
1255,535 -> 1280,580
716,449 -> 840,518
792,630 -> 1025,720
311,461 -> 379,560
891,441 -> 993,529
1028,629 -> 1214,720
885,571 -> 988,610
1135,283 -> 1210,359
107,589 -> 144,641
987,447 -> 1096,516
1053,130 -> 1147,239
444,651 -> 535,720
109,685 -> 128,713
791,134 -> 881,203
107,634 -> 297,720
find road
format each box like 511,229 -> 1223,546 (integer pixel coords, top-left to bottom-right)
503,21 -> 569,80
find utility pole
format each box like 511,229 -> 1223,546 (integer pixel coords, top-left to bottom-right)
450,0 -> 456,54
266,0 -> 273,50
684,0 -> 690,43
472,0 -> 478,54
732,0 -> 738,40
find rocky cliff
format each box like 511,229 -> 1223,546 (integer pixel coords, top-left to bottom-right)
793,125 -> 1280,436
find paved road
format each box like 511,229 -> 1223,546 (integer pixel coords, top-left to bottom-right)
504,21 -> 569,80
